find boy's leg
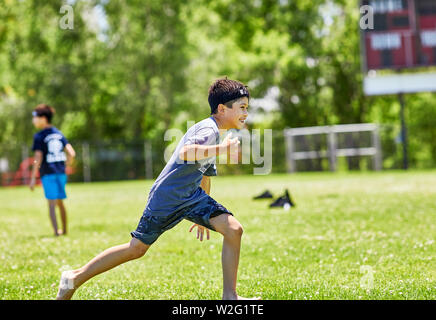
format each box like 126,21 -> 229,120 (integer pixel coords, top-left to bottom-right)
209,213 -> 258,300
185,194 -> 260,300
47,200 -> 59,236
42,175 -> 60,236
56,238 -> 150,300
56,174 -> 68,235
56,199 -> 67,235
57,210 -> 185,300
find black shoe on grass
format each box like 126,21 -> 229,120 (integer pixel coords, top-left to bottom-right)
269,189 -> 295,208
253,190 -> 274,200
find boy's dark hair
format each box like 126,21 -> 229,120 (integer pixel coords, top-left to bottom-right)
208,77 -> 250,114
33,104 -> 55,123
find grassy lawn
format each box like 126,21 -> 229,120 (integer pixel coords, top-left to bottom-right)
0,171 -> 435,300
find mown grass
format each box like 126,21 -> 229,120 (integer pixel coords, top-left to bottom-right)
0,171 -> 435,300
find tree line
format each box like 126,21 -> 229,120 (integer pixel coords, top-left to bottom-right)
1,0 -> 435,173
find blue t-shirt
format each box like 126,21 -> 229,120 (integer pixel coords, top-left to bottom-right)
32,127 -> 69,177
145,117 -> 220,216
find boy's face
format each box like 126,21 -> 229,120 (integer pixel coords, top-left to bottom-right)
219,97 -> 249,130
32,115 -> 47,129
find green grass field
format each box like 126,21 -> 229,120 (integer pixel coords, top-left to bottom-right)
0,171 -> 435,300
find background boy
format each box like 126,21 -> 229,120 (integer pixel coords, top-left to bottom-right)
30,104 -> 76,236
56,78 -> 258,300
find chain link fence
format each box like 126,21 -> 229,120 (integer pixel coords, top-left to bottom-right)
0,140 -> 154,186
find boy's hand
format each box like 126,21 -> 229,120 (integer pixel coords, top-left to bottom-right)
219,132 -> 240,162
189,224 -> 210,241
29,177 -> 36,191
220,132 -> 240,150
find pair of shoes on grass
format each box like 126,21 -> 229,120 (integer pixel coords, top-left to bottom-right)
253,189 -> 296,209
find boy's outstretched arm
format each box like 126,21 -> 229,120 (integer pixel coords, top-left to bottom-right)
30,151 -> 43,191
200,175 -> 211,195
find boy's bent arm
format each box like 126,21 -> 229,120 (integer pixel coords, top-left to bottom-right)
30,151 -> 43,190
179,132 -> 239,162
65,143 -> 76,166
179,144 -> 220,162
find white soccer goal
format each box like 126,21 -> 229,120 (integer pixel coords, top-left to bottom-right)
284,123 -> 382,173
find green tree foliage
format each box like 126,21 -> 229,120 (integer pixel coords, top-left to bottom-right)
1,0 -> 436,172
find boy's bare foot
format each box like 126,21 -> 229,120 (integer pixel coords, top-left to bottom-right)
55,271 -> 76,300
57,229 -> 66,236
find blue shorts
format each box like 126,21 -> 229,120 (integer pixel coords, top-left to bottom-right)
41,173 -> 67,200
131,195 -> 233,245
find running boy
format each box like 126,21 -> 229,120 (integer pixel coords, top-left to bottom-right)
30,104 -> 76,236
56,78 -> 258,300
